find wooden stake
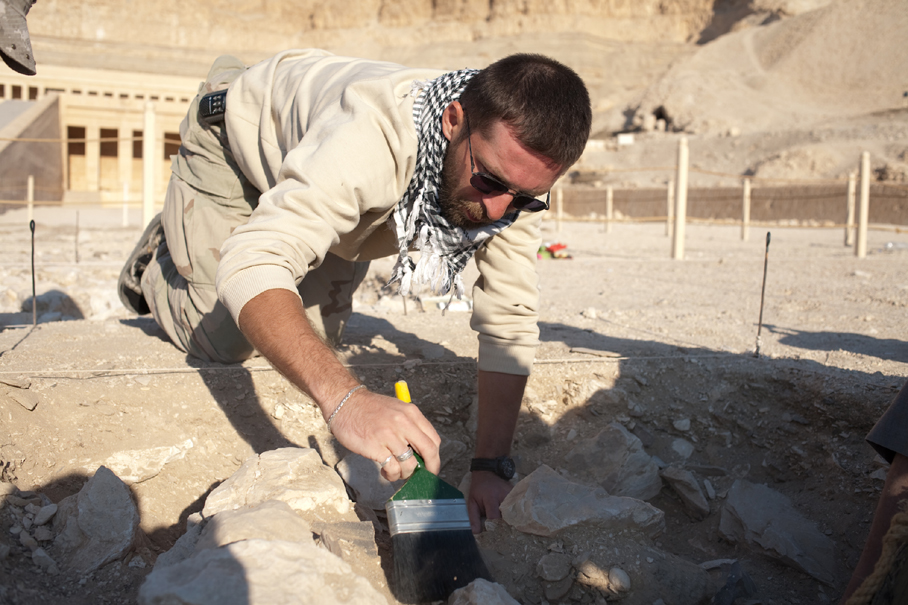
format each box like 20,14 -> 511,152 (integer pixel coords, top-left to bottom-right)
845,172 -> 856,247
605,186 -> 613,234
741,178 -> 751,241
672,138 -> 688,260
856,151 -> 870,258
30,220 -> 36,326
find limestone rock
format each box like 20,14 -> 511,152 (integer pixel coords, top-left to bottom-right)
32,547 -> 60,574
608,567 -> 631,594
440,438 -> 468,470
203,448 -> 351,518
90,439 -> 194,485
195,500 -> 311,552
52,466 -> 139,573
670,438 -> 695,461
20,530 -> 38,550
448,578 -> 520,605
499,465 -> 664,537
138,539 -> 387,605
712,560 -> 757,605
536,552 -> 572,581
636,549 -> 713,604
335,453 -> 404,510
570,540 -> 712,604
7,388 -> 39,411
673,418 -> 691,431
563,422 -> 662,500
661,466 -> 710,520
313,520 -> 378,560
154,514 -> 205,571
576,560 -> 610,592
544,575 -> 573,601
34,503 -> 58,526
719,480 -> 837,584
0,376 -> 30,389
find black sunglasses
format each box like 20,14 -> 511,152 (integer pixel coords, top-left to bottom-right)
465,116 -> 550,213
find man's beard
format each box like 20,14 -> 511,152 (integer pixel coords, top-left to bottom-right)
437,144 -> 494,230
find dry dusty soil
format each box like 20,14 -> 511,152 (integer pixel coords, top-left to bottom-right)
1,206 -> 907,604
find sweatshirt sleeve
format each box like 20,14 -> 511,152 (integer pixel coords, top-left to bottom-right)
470,209 -> 543,376
215,76 -> 417,324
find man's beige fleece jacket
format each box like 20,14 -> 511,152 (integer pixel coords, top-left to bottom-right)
216,49 -> 542,375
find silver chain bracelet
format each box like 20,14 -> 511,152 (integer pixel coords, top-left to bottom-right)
326,385 -> 366,433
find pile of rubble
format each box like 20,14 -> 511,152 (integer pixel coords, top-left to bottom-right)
1,429 -> 839,604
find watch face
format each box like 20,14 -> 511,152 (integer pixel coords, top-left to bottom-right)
498,457 -> 516,479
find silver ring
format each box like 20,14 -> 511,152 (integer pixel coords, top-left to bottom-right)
380,454 -> 394,469
395,446 -> 415,463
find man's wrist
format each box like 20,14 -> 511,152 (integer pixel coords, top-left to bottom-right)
325,384 -> 366,433
470,456 -> 516,481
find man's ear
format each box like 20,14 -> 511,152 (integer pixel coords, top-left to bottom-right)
441,101 -> 464,142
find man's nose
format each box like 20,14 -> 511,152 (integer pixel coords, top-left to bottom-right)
482,194 -> 513,221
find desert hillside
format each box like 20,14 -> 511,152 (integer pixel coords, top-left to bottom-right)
25,0 -> 907,192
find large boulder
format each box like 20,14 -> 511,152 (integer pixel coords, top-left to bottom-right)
52,466 -> 139,574
499,465 -> 664,538
564,423 -> 663,500
719,480 -> 837,584
202,448 -> 351,518
138,539 -> 387,605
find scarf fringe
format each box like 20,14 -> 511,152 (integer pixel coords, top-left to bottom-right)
388,67 -> 512,304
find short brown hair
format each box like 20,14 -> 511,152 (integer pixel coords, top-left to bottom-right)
458,53 -> 591,168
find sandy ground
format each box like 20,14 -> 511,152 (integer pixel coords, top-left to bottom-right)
1,206 -> 907,603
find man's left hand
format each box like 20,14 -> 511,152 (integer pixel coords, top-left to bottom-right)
466,470 -> 514,534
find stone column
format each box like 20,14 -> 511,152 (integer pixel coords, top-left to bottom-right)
84,123 -> 101,193
118,120 -> 133,197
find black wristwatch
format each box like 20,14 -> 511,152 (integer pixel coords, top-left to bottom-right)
470,456 -> 516,481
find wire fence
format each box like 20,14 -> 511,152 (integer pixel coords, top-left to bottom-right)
1,132 -> 907,235
561,181 -> 908,228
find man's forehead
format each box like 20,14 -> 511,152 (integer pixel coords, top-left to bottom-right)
478,121 -> 562,185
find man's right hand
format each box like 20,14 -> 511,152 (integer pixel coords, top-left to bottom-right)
328,388 -> 442,481
237,289 -> 441,481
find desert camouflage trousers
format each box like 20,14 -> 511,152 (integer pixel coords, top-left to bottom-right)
140,55 -> 368,364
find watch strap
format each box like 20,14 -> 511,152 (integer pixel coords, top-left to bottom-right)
470,456 -> 515,480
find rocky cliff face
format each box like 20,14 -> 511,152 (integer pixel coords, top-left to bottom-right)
29,0 -> 720,53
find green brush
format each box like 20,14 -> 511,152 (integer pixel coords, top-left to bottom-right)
386,380 -> 492,603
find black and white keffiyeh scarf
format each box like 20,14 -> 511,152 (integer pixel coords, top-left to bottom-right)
387,69 -> 521,299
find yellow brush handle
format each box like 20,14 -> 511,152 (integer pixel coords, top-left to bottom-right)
393,380 -> 423,468
395,380 -> 411,403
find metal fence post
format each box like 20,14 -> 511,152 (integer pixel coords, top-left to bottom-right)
26,174 -> 34,225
